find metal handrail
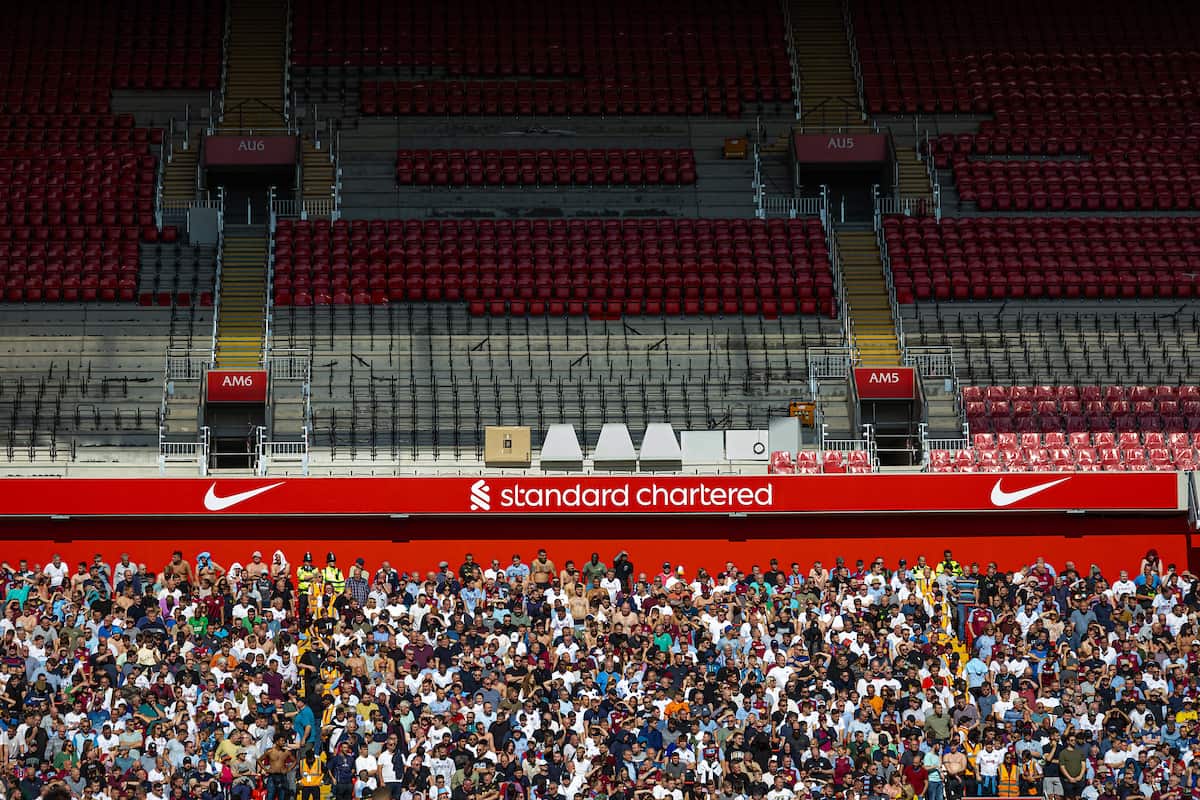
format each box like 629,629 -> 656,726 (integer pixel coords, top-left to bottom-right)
282,0 -> 293,121
256,426 -> 310,476
165,348 -> 214,380
209,187 -> 225,364
806,347 -> 857,379
159,426 -> 210,476
154,135 -> 166,230
779,0 -> 802,120
262,189 -> 276,367
822,199 -> 854,357
217,0 -> 231,126
871,186 -> 908,357
840,0 -> 867,116
265,348 -> 312,382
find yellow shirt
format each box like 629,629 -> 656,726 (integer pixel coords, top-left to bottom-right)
299,755 -> 326,787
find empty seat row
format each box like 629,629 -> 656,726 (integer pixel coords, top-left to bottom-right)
971,431 -> 1200,452
963,384 -> 1200,404
275,292 -> 834,318
362,80 -> 773,117
927,446 -> 1196,473
769,450 -> 874,474
297,0 -> 789,116
883,215 -> 1200,302
396,148 -> 697,187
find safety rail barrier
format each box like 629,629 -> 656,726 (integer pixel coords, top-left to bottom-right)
877,192 -> 941,221
871,187 -> 908,356
919,421 -> 971,469
823,202 -> 854,358
780,0 -> 802,120
840,0 -> 867,116
255,426 -> 310,476
271,197 -> 336,220
1190,473 -> 1198,530
165,348 -> 214,381
806,347 -> 857,380
159,426 -> 210,476
282,0 -> 293,122
265,349 -> 312,383
154,136 -> 166,230
209,187 -> 225,362
819,423 -> 879,470
216,1 -> 231,125
265,187 -> 279,365
904,346 -> 956,379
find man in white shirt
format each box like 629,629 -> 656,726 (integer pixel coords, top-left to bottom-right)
42,555 -> 70,589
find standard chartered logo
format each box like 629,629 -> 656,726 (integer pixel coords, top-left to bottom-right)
474,482 -> 773,510
469,479 -> 491,511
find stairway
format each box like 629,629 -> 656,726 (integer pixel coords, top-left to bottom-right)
162,144 -> 199,204
789,0 -> 862,127
896,146 -> 933,199
215,233 -> 268,368
219,0 -> 287,131
301,138 -> 335,208
835,229 -> 901,366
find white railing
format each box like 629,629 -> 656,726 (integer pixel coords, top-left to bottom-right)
160,426 -> 210,476
165,348 -> 214,380
256,426 -> 309,476
1190,473 -> 1199,530
822,203 -> 854,354
759,194 -> 825,219
878,192 -> 941,221
154,135 -> 166,230
779,0 -> 802,120
840,0 -> 867,116
217,0 -> 231,125
819,423 -> 879,470
282,0 -> 293,121
270,197 -> 335,221
904,346 -> 957,379
210,187 -> 226,360
263,187 -> 278,364
265,348 -> 312,383
871,187 -> 908,356
919,421 -> 971,469
806,347 -> 857,379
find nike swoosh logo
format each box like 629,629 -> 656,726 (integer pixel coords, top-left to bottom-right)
203,482 -> 286,511
989,477 -> 1071,507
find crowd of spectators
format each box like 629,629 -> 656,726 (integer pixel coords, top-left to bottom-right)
0,544 -> 1196,800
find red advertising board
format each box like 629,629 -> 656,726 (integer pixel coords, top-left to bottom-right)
203,135 -> 298,167
793,133 -> 888,163
854,367 -> 915,399
0,473 -> 1180,516
206,370 -> 267,403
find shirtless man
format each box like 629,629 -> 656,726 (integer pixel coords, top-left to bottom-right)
260,739 -> 296,800
568,584 -> 590,626
162,551 -> 194,588
530,549 -> 556,590
244,551 -> 270,582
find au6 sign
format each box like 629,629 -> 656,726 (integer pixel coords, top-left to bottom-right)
854,367 -> 915,399
206,370 -> 268,403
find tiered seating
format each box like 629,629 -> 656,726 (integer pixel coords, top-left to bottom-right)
296,0 -> 790,117
882,216 -> 1200,302
928,431 -> 1200,473
853,0 -> 1200,210
949,158 -> 1200,212
396,148 -> 697,187
963,385 -> 1200,435
1,1 -> 223,97
769,450 -> 875,474
0,1 -> 222,303
272,218 -> 837,318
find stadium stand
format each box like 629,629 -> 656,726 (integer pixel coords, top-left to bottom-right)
295,0 -> 792,118
394,148 -> 698,188
854,0 -> 1200,211
271,218 -> 837,318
